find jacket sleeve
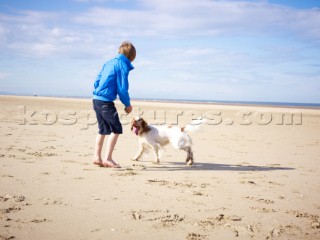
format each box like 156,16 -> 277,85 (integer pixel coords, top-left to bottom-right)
94,62 -> 107,91
116,67 -> 131,107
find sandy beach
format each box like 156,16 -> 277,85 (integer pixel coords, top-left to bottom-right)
0,95 -> 319,240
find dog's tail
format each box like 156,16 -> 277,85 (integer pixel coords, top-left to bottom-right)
184,117 -> 206,133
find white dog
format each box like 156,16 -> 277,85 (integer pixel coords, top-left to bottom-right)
130,117 -> 204,165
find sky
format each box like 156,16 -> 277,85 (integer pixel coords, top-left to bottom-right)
0,0 -> 319,103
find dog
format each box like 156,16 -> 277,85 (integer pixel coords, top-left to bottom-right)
130,117 -> 204,165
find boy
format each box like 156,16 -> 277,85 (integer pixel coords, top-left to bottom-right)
92,41 -> 136,168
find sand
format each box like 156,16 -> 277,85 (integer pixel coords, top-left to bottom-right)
0,95 -> 319,240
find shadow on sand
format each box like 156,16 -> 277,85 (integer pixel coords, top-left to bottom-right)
144,161 -> 295,172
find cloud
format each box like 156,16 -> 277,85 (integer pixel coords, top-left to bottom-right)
0,0 -> 319,103
136,0 -> 320,40
1,0 -> 319,59
0,10 -> 109,58
0,72 -> 10,80
0,11 -> 62,56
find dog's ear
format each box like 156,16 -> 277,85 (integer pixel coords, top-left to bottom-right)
139,118 -> 151,134
140,118 -> 147,134
141,118 -> 146,128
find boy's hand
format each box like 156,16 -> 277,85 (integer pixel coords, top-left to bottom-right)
125,105 -> 132,114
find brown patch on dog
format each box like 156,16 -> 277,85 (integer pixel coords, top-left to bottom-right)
139,118 -> 151,135
131,118 -> 151,135
180,127 -> 185,132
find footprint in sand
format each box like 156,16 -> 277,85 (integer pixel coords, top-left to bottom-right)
0,194 -> 25,202
0,175 -> 14,178
42,198 -> 65,206
112,168 -> 138,176
149,214 -> 184,229
186,232 -> 207,240
147,179 -> 169,186
74,177 -> 85,180
1,206 -> 21,214
250,206 -> 276,213
0,234 -> 15,240
245,196 -> 275,204
147,179 -> 209,190
30,218 -> 48,223
240,180 -> 257,185
257,198 -> 274,204
27,151 -> 58,157
129,209 -> 184,228
196,214 -> 242,229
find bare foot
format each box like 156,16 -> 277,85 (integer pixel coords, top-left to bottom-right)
100,160 -> 121,168
93,157 -> 103,166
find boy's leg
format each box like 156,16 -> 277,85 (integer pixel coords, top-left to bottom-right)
93,134 -> 105,165
102,133 -> 120,167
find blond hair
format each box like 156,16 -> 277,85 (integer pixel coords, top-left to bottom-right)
118,41 -> 136,62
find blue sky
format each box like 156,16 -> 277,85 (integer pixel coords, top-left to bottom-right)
0,0 -> 319,103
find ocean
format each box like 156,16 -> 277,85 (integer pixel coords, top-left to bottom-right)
131,98 -> 320,109
1,93 -> 320,109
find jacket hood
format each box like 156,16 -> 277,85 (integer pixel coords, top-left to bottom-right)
116,54 -> 134,71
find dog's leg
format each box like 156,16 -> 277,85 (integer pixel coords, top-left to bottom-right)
152,145 -> 160,164
184,147 -> 193,165
132,145 -> 145,161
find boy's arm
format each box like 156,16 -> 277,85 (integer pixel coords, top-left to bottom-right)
93,72 -> 101,89
125,105 -> 132,114
116,69 -> 131,108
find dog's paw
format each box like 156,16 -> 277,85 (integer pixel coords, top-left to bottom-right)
186,160 -> 193,166
131,158 -> 139,161
152,160 -> 160,165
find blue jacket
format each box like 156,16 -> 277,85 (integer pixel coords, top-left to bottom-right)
93,54 -> 134,107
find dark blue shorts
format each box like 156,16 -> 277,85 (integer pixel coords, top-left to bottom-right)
93,99 -> 123,135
